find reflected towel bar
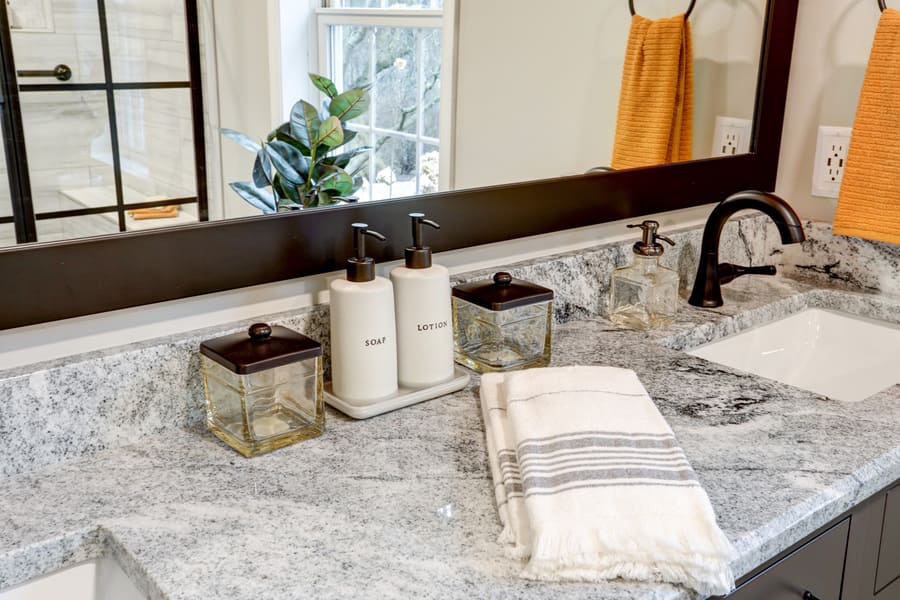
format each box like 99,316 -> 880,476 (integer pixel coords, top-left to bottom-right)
16,64 -> 72,82
629,0 -> 696,18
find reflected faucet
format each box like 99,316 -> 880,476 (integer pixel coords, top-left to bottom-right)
688,191 -> 805,308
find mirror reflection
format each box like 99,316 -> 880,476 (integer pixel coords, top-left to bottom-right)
0,0 -> 766,248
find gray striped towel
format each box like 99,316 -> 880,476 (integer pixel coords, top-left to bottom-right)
480,366 -> 735,595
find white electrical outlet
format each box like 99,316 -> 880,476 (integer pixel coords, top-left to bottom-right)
812,126 -> 852,198
712,116 -> 752,157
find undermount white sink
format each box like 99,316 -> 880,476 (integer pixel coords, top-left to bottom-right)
688,308 -> 900,402
0,558 -> 145,600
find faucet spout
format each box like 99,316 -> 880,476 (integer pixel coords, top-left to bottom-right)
688,191 -> 805,308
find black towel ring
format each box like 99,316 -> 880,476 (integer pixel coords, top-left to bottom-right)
879,0 -> 888,11
629,0 -> 696,18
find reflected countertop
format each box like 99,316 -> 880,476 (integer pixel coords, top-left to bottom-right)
2,276 -> 900,600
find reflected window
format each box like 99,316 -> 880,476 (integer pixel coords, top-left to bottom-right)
318,1 -> 443,202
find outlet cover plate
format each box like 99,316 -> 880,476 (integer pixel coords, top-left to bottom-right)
812,126 -> 852,198
712,116 -> 752,157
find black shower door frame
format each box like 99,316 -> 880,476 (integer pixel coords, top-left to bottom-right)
0,0 -> 207,244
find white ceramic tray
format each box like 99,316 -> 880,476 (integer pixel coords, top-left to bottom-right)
324,366 -> 471,419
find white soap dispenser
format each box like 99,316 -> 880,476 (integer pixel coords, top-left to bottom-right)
329,223 -> 398,403
390,213 -> 454,388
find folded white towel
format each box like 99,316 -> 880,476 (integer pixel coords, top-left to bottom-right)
480,374 -> 531,558
481,366 -> 735,596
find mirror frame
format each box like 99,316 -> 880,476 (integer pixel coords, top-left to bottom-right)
0,0 -> 798,330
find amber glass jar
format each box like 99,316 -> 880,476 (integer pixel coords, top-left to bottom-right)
200,323 -> 324,457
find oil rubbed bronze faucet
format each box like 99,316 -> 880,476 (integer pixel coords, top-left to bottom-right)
688,191 -> 805,308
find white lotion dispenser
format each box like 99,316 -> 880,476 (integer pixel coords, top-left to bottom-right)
390,213 -> 454,388
329,223 -> 398,403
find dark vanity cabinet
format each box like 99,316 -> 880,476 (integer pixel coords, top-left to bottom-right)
726,518 -> 849,600
719,481 -> 900,600
841,483 -> 900,600
876,489 -> 900,595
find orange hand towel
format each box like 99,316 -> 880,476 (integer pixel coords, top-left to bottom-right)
128,205 -> 179,220
834,9 -> 900,245
611,14 -> 693,170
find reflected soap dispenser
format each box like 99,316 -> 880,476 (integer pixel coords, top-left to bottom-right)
390,213 -> 454,388
609,220 -> 678,330
329,223 -> 398,403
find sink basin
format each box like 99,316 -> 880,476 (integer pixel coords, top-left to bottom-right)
0,558 -> 145,600
687,308 -> 900,402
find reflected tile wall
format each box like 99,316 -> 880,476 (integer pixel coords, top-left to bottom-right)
106,0 -> 186,41
29,167 -> 103,213
196,0 -> 221,219
34,219 -> 63,241
110,37 -> 188,83
6,0 -> 200,242
10,31 -> 102,84
116,89 -> 196,201
107,0 -> 188,82
0,224 -> 14,248
53,0 -> 104,34
17,92 -> 110,225
88,164 -> 114,184
19,92 -> 109,171
10,0 -> 104,85
72,33 -> 104,82
0,140 -> 10,218
36,211 -> 118,241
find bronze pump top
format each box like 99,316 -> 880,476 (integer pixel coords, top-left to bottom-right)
628,220 -> 675,257
405,212 -> 440,269
347,222 -> 386,282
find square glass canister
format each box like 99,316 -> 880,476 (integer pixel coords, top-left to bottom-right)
200,323 -> 324,457
452,272 -> 554,373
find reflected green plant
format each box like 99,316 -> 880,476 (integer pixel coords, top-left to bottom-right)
221,73 -> 371,212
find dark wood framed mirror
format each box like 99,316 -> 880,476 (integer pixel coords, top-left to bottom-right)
0,0 -> 798,330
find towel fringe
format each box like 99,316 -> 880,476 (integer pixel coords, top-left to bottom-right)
522,515 -> 735,596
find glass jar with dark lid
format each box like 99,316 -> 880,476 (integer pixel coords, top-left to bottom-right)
199,323 -> 324,457
451,272 -> 554,372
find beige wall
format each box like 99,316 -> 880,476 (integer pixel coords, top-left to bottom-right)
212,0 -> 279,220
211,0 -> 317,220
775,0 -> 878,221
452,0 -> 765,189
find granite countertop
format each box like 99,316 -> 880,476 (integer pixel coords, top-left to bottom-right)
2,275 -> 900,600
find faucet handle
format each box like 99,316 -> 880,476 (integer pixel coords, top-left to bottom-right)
717,263 -> 777,285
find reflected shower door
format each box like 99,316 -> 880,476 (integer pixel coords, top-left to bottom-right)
0,0 -> 206,247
